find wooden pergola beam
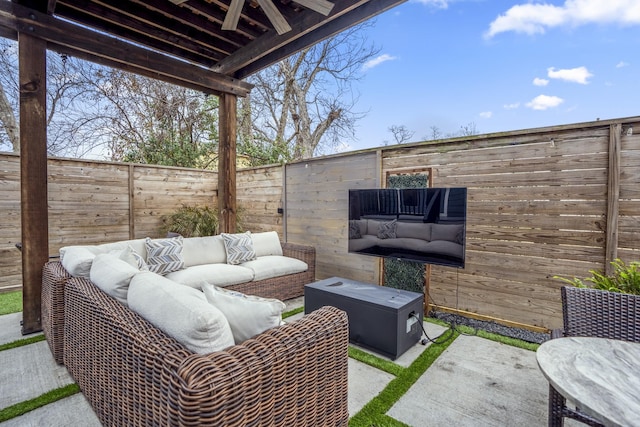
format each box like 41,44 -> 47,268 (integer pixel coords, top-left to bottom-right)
19,31 -> 48,335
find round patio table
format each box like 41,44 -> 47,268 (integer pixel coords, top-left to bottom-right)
536,336 -> 640,427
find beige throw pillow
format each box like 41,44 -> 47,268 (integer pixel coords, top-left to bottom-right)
201,283 -> 285,344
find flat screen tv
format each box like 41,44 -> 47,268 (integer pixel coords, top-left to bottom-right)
348,187 -> 467,268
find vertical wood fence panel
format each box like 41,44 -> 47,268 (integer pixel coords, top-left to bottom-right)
236,165 -> 284,235
285,153 -> 379,282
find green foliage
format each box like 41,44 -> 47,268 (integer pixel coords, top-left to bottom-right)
554,258 -> 640,295
161,205 -> 219,237
383,173 -> 428,293
0,291 -> 22,315
122,136 -> 218,170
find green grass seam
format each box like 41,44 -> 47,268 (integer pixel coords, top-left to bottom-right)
348,346 -> 404,377
0,334 -> 46,352
348,330 -> 459,427
282,306 -> 304,319
0,383 -> 80,423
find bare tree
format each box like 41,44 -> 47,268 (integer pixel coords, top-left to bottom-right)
388,125 -> 415,144
0,38 -> 108,157
242,23 -> 379,163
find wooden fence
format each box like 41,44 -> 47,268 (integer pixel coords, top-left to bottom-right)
2,116 -> 639,330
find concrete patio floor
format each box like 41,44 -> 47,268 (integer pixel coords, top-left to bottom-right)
1,300 -> 566,426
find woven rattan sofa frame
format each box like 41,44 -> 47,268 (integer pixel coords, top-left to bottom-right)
548,286 -> 640,427
42,242 -> 316,365
63,276 -> 348,426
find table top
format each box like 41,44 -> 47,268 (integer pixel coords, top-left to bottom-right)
536,337 -> 640,427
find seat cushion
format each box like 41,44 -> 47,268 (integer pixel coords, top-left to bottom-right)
201,283 -> 285,343
241,255 -> 308,282
165,263 -> 255,289
128,272 -> 235,354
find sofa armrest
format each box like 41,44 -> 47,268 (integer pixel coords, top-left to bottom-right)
42,261 -> 72,364
172,306 -> 349,426
282,241 -> 315,263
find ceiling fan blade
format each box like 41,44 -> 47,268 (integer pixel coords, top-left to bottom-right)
169,0 -> 189,4
256,0 -> 292,34
222,0 -> 245,31
293,0 -> 334,16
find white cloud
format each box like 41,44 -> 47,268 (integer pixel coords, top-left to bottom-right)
479,111 -> 493,119
547,66 -> 593,84
363,54 -> 398,71
533,77 -> 549,86
526,94 -> 565,110
616,61 -> 629,68
412,0 -> 449,8
485,0 -> 640,38
504,102 -> 520,110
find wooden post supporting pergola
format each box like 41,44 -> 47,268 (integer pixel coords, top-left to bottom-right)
218,93 -> 238,234
19,32 -> 49,334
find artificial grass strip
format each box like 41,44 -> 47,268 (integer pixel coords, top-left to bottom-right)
0,383 -> 80,423
348,346 -> 404,377
0,334 -> 46,352
0,291 -> 22,315
282,306 -> 304,319
348,331 -> 459,427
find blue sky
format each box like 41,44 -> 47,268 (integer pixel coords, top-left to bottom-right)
343,0 -> 640,150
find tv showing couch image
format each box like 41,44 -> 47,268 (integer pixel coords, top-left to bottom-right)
348,188 -> 467,268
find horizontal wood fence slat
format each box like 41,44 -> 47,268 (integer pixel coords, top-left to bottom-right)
2,117 -> 639,331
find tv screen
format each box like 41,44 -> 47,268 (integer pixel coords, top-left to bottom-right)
348,188 -> 467,268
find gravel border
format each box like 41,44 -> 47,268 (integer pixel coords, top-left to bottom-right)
429,311 -> 550,344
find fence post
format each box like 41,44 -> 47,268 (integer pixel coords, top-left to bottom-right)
605,123 -> 621,274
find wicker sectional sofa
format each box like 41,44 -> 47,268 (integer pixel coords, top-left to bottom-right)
42,231 -> 315,365
40,232 -> 350,426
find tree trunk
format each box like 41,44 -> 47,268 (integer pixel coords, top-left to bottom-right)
0,82 -> 20,152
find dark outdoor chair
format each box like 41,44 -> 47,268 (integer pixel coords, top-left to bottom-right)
548,286 -> 640,426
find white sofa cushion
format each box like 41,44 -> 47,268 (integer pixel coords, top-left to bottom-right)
201,283 -> 285,343
145,236 -> 185,275
60,246 -> 99,277
251,231 -> 283,257
431,223 -> 464,244
221,232 -> 256,265
241,255 -> 308,282
128,272 -> 235,354
90,253 -> 141,306
165,264 -> 255,289
182,235 -> 227,267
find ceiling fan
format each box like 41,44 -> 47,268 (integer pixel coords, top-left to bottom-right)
170,0 -> 335,35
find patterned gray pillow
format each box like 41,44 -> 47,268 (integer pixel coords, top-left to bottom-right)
222,231 -> 257,265
349,220 -> 362,239
377,220 -> 397,239
145,236 -> 185,275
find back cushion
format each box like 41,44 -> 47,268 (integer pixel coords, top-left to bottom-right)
395,222 -> 431,241
252,231 -> 283,257
128,272 -> 235,354
431,223 -> 464,244
182,235 -> 227,266
90,253 -> 140,306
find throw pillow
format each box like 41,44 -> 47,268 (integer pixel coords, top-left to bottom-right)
349,220 -> 362,239
113,245 -> 149,271
221,231 -> 256,265
145,236 -> 185,275
201,283 -> 286,344
377,219 -> 397,239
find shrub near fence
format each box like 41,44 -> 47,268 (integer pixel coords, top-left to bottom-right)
2,116 -> 639,330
